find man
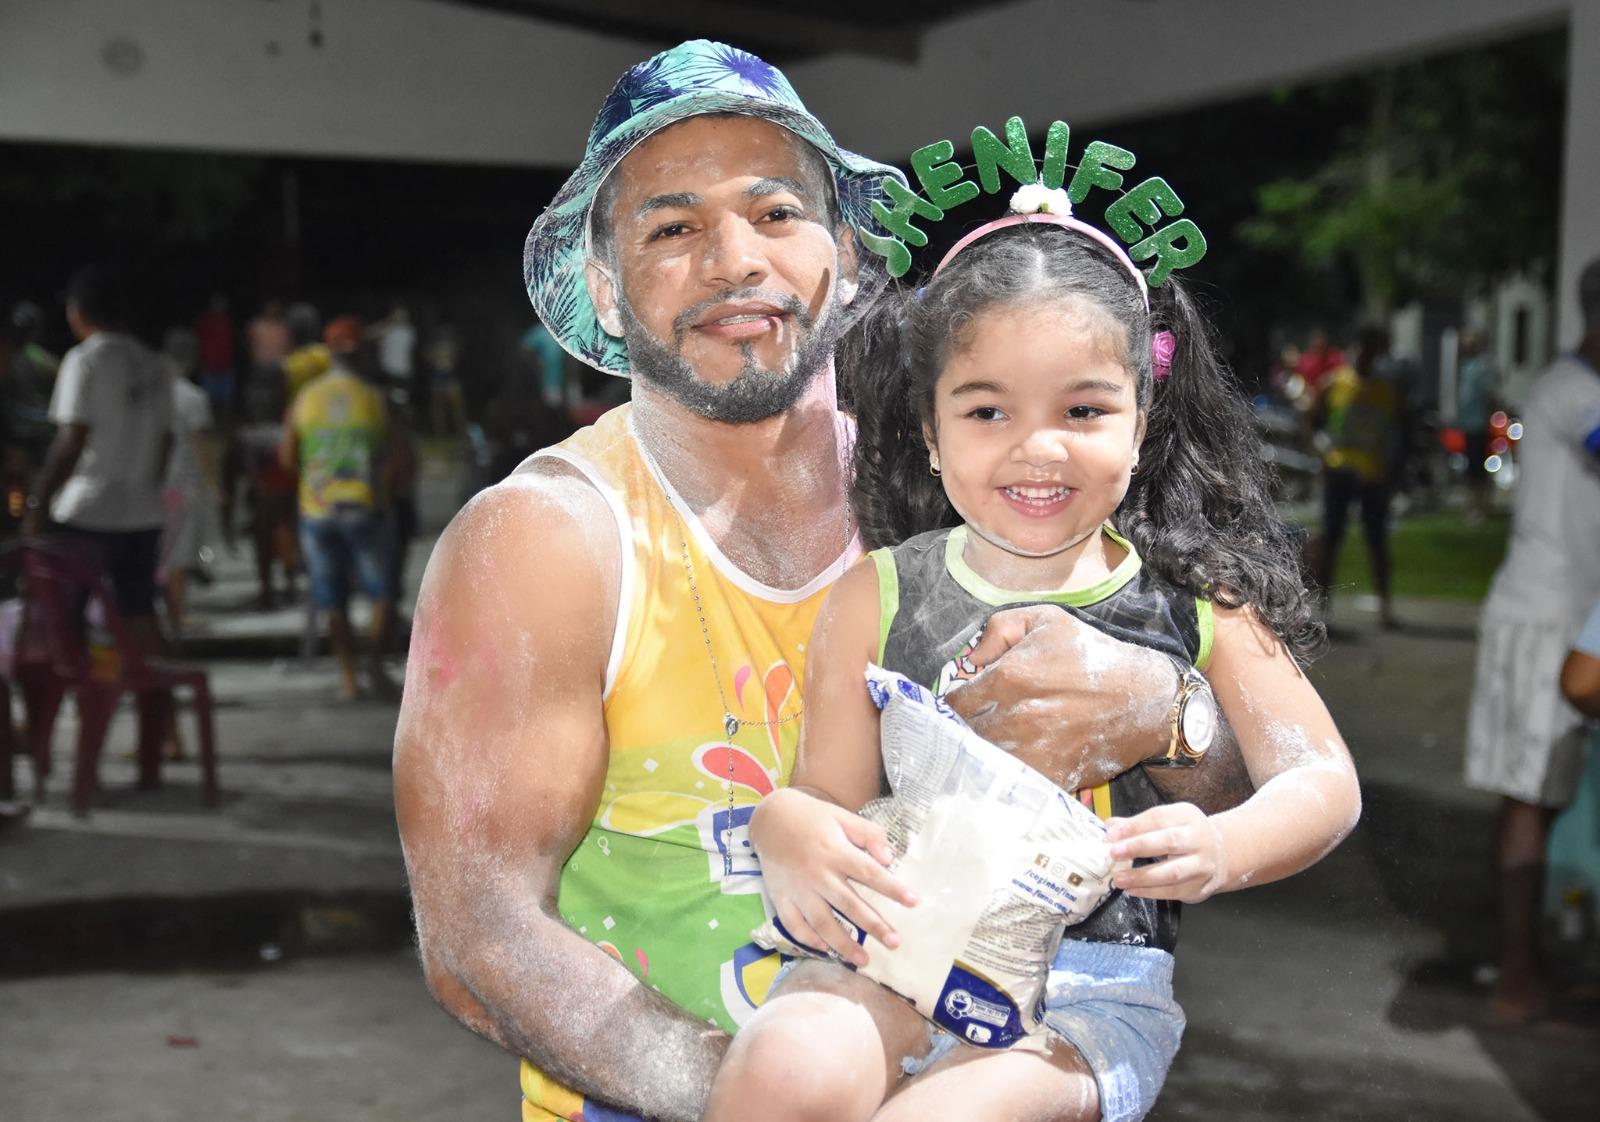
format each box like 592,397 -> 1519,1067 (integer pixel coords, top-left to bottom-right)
283,315 -> 396,699
1464,257 -> 1600,1024
395,41 -> 1248,1122
28,265 -> 173,665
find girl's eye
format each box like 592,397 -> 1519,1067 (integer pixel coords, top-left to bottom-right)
649,222 -> 690,241
1067,405 -> 1108,420
966,406 -> 1004,422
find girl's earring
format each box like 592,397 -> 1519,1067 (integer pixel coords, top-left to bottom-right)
929,457 -> 941,477
1130,460 -> 1141,476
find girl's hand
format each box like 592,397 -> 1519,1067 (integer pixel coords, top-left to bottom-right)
1105,803 -> 1228,904
749,788 -> 918,966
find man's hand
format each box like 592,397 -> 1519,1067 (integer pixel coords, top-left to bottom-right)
942,605 -> 1171,790
749,788 -> 917,965
941,604 -> 1254,813
1107,803 -> 1228,903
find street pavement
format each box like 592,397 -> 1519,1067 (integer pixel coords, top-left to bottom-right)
2,466 -> 1597,1120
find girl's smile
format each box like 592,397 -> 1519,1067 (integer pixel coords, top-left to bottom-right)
929,298 -> 1144,591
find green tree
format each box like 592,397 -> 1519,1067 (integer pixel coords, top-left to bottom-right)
1239,34 -> 1567,319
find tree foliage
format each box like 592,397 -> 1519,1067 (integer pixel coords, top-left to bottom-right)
1238,33 -> 1567,316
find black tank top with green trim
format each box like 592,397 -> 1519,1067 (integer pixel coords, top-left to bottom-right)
871,524 -> 1212,954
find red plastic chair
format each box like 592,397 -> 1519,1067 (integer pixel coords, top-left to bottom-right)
2,539 -> 219,815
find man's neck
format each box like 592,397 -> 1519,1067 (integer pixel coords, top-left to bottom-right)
629,364 -> 854,587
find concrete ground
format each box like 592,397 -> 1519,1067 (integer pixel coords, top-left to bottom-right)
2,469 -> 1597,1120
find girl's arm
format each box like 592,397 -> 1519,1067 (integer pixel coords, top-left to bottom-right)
1105,602 -> 1361,902
748,558 -> 918,964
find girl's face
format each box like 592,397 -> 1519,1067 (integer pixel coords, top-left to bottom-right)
927,298 -> 1144,587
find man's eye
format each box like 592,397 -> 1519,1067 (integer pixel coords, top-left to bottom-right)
762,205 -> 801,223
649,222 -> 690,241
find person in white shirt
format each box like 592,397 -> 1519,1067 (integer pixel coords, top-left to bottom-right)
28,267 -> 174,654
373,305 -> 416,395
1464,256 -> 1600,1024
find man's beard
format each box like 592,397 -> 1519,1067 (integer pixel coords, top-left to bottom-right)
621,286 -> 838,424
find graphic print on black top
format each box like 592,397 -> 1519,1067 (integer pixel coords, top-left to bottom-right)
876,525 -> 1207,954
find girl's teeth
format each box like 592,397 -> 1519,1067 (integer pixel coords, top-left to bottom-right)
1007,486 -> 1067,501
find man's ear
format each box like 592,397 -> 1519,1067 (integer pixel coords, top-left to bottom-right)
584,259 -> 625,337
835,224 -> 861,307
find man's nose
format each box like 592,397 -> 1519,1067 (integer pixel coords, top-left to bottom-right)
700,214 -> 767,288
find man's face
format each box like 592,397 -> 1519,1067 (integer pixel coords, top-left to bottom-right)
587,116 -> 857,423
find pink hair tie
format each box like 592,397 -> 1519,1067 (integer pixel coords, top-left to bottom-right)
1151,330 -> 1176,381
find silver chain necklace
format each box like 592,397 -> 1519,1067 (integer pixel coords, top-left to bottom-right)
679,534 -> 804,876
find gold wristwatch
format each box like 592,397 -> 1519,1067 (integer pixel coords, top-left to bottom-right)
1143,655 -> 1216,768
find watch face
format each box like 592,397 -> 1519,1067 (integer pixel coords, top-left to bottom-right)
1180,687 -> 1217,754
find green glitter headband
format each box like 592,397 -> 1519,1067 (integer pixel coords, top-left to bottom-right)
861,116 -> 1207,286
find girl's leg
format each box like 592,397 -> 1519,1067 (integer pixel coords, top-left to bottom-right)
704,960 -> 932,1122
873,1038 -> 1100,1122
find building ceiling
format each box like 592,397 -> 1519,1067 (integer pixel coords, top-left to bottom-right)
430,0 -> 1029,61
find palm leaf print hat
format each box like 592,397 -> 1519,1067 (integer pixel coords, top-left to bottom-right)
522,39 -> 906,377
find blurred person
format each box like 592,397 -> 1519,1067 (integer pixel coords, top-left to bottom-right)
157,327 -> 217,641
281,303 -> 331,402
284,315 -> 396,699
27,264 -> 173,673
194,293 -> 236,416
520,318 -> 570,409
222,358 -> 301,609
1464,257 -> 1600,1025
1315,327 -> 1405,629
384,387 -> 419,611
246,299 -> 292,373
1562,600 -> 1600,718
4,301 -> 60,460
1456,329 -> 1500,522
425,321 -> 465,436
481,356 -> 570,482
1296,328 -> 1346,397
372,304 -> 417,398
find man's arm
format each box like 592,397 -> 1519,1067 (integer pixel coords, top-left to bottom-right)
940,605 -> 1253,815
393,464 -> 726,1122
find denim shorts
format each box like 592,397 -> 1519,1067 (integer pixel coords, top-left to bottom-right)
901,940 -> 1184,1122
299,507 -> 391,610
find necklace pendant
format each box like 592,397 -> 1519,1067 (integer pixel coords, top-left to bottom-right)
723,712 -> 740,741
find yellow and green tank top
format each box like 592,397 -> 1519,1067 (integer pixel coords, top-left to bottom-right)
520,404 -> 856,1122
289,367 -> 387,518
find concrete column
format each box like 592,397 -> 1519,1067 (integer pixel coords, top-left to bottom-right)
1556,0 -> 1600,346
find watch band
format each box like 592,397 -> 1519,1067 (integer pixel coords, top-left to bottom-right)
1141,654 -> 1208,769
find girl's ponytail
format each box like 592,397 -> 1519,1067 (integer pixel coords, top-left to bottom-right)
841,286 -> 956,550
1119,278 -> 1326,661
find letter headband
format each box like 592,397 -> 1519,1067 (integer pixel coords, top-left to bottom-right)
860,116 -> 1207,288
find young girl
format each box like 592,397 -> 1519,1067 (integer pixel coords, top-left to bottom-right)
703,198 -> 1361,1122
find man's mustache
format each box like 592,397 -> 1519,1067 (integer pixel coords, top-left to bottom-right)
671,289 -> 813,344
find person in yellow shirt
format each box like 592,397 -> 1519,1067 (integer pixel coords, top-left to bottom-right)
282,315 -> 395,698
1315,328 -> 1405,628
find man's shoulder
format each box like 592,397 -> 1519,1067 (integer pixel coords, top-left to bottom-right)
447,460 -> 620,571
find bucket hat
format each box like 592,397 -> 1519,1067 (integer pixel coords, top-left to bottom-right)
522,39 -> 906,377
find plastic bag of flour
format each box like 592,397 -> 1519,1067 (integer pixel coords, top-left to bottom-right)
753,665 -> 1116,1049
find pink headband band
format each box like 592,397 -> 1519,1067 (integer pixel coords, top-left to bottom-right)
932,213 -> 1151,311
